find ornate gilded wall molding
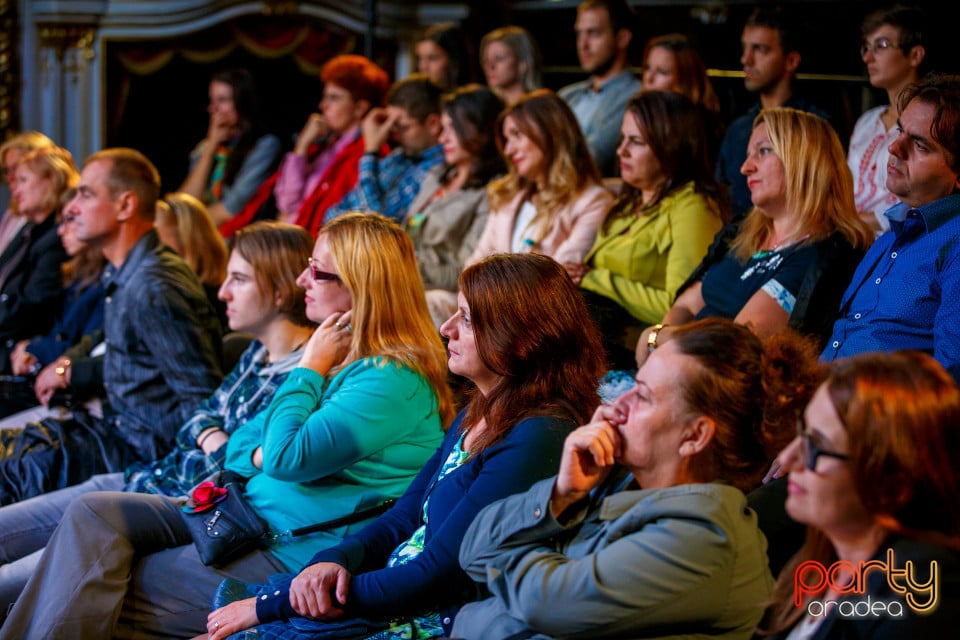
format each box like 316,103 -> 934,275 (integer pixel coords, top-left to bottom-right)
0,0 -> 18,138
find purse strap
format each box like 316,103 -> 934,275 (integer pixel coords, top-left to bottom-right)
267,498 -> 397,542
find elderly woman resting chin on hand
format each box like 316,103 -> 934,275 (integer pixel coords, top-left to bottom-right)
451,318 -> 822,640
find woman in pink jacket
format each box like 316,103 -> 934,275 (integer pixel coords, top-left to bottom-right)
467,89 -> 612,266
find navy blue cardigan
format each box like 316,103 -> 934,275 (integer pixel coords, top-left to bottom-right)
255,409 -> 574,634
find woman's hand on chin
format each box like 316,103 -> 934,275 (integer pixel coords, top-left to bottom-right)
206,596 -> 259,639
300,311 -> 353,376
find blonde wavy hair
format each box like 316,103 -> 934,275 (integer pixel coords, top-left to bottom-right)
16,145 -> 79,218
731,108 -> 874,260
323,213 -> 454,428
487,89 -> 601,243
155,192 -> 228,288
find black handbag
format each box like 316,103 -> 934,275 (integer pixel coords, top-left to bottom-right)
180,469 -> 268,566
181,469 -> 396,567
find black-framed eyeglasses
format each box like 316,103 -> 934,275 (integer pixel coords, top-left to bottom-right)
796,415 -> 849,471
860,37 -> 899,57
307,257 -> 340,283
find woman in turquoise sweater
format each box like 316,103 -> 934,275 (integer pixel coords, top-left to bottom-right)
204,254 -> 607,640
568,91 -> 727,370
0,214 -> 454,639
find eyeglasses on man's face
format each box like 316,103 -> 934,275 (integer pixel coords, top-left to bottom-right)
307,257 -> 340,283
796,415 -> 849,471
860,37 -> 899,57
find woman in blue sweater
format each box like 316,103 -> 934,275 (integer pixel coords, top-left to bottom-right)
205,253 -> 606,640
0,214 -> 454,639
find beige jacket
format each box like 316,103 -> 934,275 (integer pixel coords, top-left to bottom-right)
466,183 -> 612,266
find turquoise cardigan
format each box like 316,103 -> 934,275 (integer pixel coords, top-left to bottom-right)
581,182 -> 723,325
224,357 -> 444,570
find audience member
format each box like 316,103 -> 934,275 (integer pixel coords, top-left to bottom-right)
480,25 -> 543,105
155,192 -> 229,329
468,89 -> 612,267
0,132 -> 54,256
640,32 -> 724,162
571,91 -> 726,369
558,0 -> 642,176
0,146 -> 74,352
452,318 -> 818,639
760,351 -> 960,637
415,22 -> 476,90
823,74 -> 960,380
0,221 -> 316,618
408,85 -> 505,325
203,253 -> 606,640
0,213 -> 453,638
179,69 -> 281,225
716,5 -> 829,220
0,213 -> 106,417
649,108 -> 873,355
848,4 -> 930,232
323,74 -> 445,224
274,55 -> 389,234
0,148 -> 223,505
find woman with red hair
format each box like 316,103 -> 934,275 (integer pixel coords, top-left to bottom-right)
274,55 -> 390,234
760,351 -> 960,638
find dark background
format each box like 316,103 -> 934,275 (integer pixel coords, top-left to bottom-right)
104,0 -> 960,194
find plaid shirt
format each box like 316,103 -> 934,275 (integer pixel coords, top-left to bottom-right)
123,341 -> 303,496
324,144 -> 444,224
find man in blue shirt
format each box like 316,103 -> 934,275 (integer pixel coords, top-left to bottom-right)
558,0 -> 640,177
823,74 -> 960,379
324,75 -> 444,224
715,6 -> 829,220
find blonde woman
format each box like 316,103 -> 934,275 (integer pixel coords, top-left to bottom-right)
646,109 -> 875,353
2,214 -> 454,638
156,192 -> 230,328
0,146 -> 77,349
467,89 -> 612,267
0,131 -> 54,255
480,26 -> 542,105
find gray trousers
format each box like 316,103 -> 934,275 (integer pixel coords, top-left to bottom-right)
0,491 -> 286,640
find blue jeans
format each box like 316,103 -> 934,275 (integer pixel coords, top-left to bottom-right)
0,472 -> 124,617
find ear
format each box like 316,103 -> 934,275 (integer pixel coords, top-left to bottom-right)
354,99 -> 372,121
616,28 -> 632,52
114,191 -> 138,223
907,44 -> 926,71
678,416 -> 716,458
424,113 -> 442,140
783,50 -> 802,76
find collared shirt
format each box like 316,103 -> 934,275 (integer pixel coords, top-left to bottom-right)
102,230 -> 223,460
324,144 -> 444,223
558,70 -> 641,176
822,194 -> 960,379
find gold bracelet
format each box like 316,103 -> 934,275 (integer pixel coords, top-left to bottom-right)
647,324 -> 666,354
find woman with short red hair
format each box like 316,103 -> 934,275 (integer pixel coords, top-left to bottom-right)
274,55 -> 390,234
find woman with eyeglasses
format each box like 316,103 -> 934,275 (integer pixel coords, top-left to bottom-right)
0,214 -> 454,638
758,350 -> 960,638
451,318 -> 821,640
848,5 -> 929,233
202,253 -> 605,640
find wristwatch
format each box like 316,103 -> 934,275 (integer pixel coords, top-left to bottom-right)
647,324 -> 666,354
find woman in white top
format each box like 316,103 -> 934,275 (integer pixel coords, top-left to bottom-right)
468,89 -> 612,267
847,5 -> 929,232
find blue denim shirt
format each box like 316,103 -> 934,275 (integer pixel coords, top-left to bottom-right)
822,194 -> 960,379
102,230 -> 223,460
